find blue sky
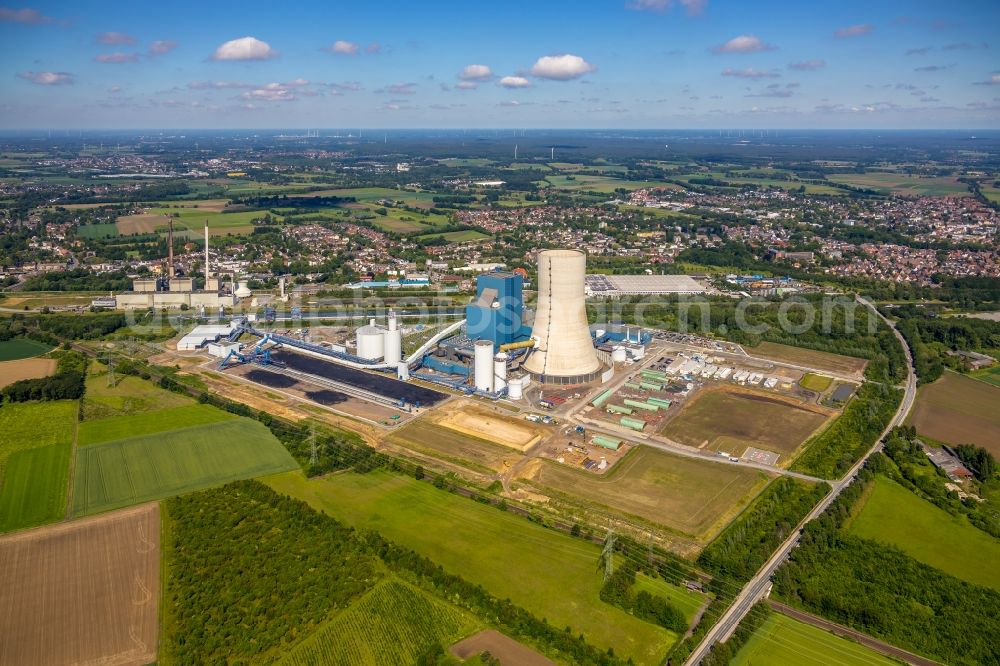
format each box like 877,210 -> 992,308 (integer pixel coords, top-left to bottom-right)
1,0 -> 998,129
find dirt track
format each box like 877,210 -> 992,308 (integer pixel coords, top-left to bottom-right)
0,503 -> 160,666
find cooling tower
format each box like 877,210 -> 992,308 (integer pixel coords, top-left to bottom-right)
522,249 -> 602,383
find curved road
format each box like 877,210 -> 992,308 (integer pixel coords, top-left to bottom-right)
682,295 -> 918,666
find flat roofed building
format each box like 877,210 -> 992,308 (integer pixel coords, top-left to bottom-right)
585,274 -> 706,296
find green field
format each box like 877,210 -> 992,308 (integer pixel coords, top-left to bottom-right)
75,222 -> 120,239
545,174 -> 665,192
907,370 -> 1000,454
800,373 -> 833,392
82,372 -> 193,420
828,172 -> 969,197
279,578 -> 480,666
266,469 -> 677,666
731,612 -> 898,666
77,403 -> 235,445
0,442 -> 71,531
633,573 -> 708,625
970,364 -> 1000,388
848,475 -> 1000,591
0,338 -> 53,361
0,401 -> 77,532
73,419 -> 298,516
415,229 -> 491,243
527,445 -> 769,542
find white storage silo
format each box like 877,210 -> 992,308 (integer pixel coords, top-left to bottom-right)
384,312 -> 402,364
494,352 -> 508,393
397,361 -> 410,381
473,340 -> 495,392
356,319 -> 386,360
507,377 -> 524,400
522,249 -> 601,381
611,347 -> 628,364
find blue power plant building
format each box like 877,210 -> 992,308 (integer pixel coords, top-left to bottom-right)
465,271 -> 530,350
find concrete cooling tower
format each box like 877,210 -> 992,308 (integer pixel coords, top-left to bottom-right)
522,249 -> 603,384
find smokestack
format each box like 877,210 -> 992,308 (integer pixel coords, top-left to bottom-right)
204,219 -> 210,286
522,249 -> 601,382
166,215 -> 175,279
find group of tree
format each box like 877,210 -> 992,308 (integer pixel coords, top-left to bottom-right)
1,348 -> 86,403
888,303 -> 1000,384
599,563 -> 687,633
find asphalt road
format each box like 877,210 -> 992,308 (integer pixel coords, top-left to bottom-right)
682,295 -> 918,666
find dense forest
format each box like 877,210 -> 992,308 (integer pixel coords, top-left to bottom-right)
772,467 -> 1000,666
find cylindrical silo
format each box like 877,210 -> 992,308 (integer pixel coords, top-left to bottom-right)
397,361 -> 410,381
473,340 -> 494,392
507,377 -> 523,400
356,324 -> 385,360
522,249 -> 601,382
611,347 -> 627,364
384,312 -> 402,364
494,352 -> 508,393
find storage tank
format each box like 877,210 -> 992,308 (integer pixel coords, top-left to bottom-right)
494,352 -> 508,393
384,312 -> 402,364
522,249 -> 601,382
611,347 -> 627,364
473,340 -> 494,392
397,361 -> 410,381
235,281 -> 252,299
356,321 -> 386,360
507,377 -> 524,400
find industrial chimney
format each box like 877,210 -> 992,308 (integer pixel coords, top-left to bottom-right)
522,249 -> 602,383
166,215 -> 175,279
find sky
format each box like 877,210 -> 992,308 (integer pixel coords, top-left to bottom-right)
1,0 -> 998,129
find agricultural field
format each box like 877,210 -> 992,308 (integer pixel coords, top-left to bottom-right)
0,400 -> 77,473
730,612 -> 898,666
266,469 -> 678,666
748,341 -> 868,378
799,372 -> 833,392
116,198 -> 262,236
81,371 -> 193,420
278,578 -> 480,666
970,363 -> 1000,388
0,503 -> 160,666
0,338 -> 52,361
0,442 -> 72,532
72,419 -> 298,516
386,418 -> 524,474
431,401 -> 545,452
522,446 -> 770,541
74,222 -> 119,238
660,387 -> 832,459
415,229 -> 491,243
0,357 -> 57,388
907,370 -> 1000,454
827,172 -> 969,197
77,403 -> 235,445
545,174 -> 665,192
847,475 -> 1000,591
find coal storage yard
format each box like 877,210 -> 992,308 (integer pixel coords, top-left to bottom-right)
246,369 -> 297,389
273,350 -> 446,406
305,389 -> 350,406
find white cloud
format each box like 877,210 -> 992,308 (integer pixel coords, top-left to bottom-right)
627,0 -> 707,15
0,7 -> 55,24
712,35 -> 774,53
499,75 -> 531,88
330,40 -> 359,55
107,85 -> 122,93
378,82 -> 416,95
530,54 -> 597,80
97,31 -> 135,45
789,59 -> 825,71
189,80 -> 255,89
459,64 -> 493,81
722,67 -> 779,79
454,81 -> 478,90
974,72 -> 1000,85
211,36 -> 278,61
17,70 -> 73,85
365,42 -> 382,54
499,100 -> 521,107
241,80 -> 308,102
149,40 -> 178,56
834,24 -> 873,39
327,81 -> 362,91
95,52 -> 139,64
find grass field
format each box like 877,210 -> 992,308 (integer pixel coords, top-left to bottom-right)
969,363 -> 1000,388
731,612 -> 898,666
848,475 -> 1000,591
633,573 -> 708,625
0,400 -> 77,474
748,341 -> 868,377
0,442 -> 71,532
415,229 -> 491,243
75,222 -> 119,239
660,388 -> 831,459
0,503 -> 160,666
907,370 -> 1000,454
278,577 -> 480,666
265,469 -> 677,665
72,419 -> 298,516
386,418 -> 523,473
799,372 -> 833,392
524,446 -> 770,540
117,199 -> 262,236
545,174 -> 665,192
77,403 -> 235,445
0,338 -> 53,361
82,372 -> 193,420
0,357 -> 57,388
828,172 -> 969,197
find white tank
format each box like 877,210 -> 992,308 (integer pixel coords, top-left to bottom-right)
384,313 -> 402,364
494,352 -> 508,393
611,347 -> 627,364
473,340 -> 494,392
356,325 -> 385,360
507,377 -> 524,400
235,281 -> 252,298
522,249 -> 601,380
397,361 -> 410,381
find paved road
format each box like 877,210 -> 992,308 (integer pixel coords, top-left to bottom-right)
682,295 -> 918,666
